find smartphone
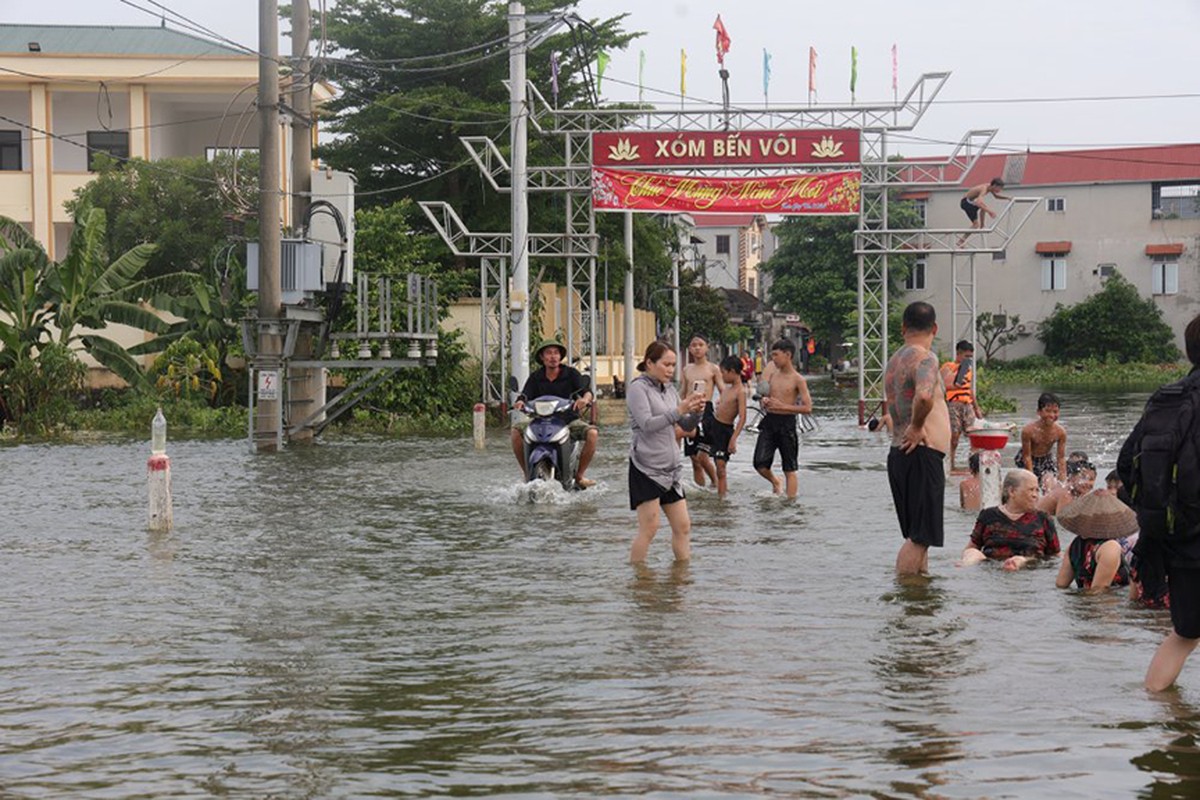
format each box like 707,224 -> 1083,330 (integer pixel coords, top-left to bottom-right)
692,380 -> 704,395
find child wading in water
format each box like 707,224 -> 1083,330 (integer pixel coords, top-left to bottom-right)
708,355 -> 748,498
1017,392 -> 1067,489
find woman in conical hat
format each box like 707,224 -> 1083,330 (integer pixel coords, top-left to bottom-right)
1054,490 -> 1139,592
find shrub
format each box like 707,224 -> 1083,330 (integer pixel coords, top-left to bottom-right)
1038,271 -> 1179,363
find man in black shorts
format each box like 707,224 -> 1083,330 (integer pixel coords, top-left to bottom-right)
881,302 -> 952,576
956,178 -> 1011,246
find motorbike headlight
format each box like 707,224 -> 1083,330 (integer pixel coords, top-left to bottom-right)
534,400 -> 558,416
524,427 -> 538,443
549,426 -> 570,444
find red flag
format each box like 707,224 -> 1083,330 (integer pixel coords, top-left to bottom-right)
713,15 -> 731,66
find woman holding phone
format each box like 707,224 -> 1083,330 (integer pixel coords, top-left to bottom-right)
627,340 -> 706,563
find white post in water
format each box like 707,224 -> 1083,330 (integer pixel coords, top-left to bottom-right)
979,449 -> 1003,509
148,407 -> 173,531
473,402 -> 486,450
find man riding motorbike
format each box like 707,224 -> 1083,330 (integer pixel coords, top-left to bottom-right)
510,340 -> 599,488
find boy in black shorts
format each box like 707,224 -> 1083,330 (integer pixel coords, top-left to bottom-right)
708,355 -> 748,498
752,339 -> 813,498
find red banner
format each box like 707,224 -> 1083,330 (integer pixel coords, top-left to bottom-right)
592,129 -> 858,168
592,167 -> 861,215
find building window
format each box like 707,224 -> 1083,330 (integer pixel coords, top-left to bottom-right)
1153,182 -> 1200,219
1046,197 -> 1065,212
747,277 -> 756,297
86,130 -> 129,170
205,146 -> 259,162
715,234 -> 731,255
904,258 -> 926,291
0,130 -> 20,171
913,199 -> 927,227
1041,257 -> 1067,291
1152,259 -> 1179,295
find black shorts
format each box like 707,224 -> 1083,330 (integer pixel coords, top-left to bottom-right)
960,196 -> 979,223
887,446 -> 946,548
629,461 -> 685,510
684,403 -> 715,457
1168,565 -> 1200,639
708,419 -> 734,462
753,413 -> 799,472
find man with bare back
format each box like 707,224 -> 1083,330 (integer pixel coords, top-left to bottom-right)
881,302 -> 952,576
680,334 -> 724,487
753,338 -> 813,498
956,178 -> 1012,246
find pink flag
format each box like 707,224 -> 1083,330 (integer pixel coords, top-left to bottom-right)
891,44 -> 898,91
713,15 -> 731,66
808,46 -> 817,93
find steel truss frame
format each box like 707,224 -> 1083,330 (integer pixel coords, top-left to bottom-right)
426,70 -> 1032,412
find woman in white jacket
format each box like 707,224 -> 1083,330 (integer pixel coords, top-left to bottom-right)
627,340 -> 705,563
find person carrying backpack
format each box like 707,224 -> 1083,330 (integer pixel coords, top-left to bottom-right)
1118,313 -> 1200,691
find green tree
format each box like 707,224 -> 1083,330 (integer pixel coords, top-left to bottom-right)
45,207 -> 174,387
764,199 -> 921,356
0,218 -> 53,372
1038,271 -> 1179,363
677,272 -> 730,344
65,153 -> 258,287
976,310 -> 1021,363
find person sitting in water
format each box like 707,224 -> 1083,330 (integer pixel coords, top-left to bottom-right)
1054,490 -> 1138,593
1037,455 -> 1097,516
959,452 -> 981,511
960,469 -> 1060,570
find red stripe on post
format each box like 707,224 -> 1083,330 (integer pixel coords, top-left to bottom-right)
147,454 -> 170,471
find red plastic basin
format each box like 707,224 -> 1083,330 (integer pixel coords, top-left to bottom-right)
968,431 -> 1009,450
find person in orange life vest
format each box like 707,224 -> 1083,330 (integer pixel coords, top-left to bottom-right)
940,340 -> 983,472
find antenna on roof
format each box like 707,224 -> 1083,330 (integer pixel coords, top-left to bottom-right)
161,14 -> 167,28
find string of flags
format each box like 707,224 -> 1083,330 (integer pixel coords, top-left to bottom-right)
551,24 -> 899,107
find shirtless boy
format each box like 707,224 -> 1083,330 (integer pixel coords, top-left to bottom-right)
956,178 -> 1012,246
1017,392 -> 1067,488
1037,454 -> 1096,516
679,334 -> 724,487
881,302 -> 951,576
709,355 -> 748,498
753,339 -> 813,498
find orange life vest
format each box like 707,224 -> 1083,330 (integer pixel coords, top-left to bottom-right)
943,361 -> 974,404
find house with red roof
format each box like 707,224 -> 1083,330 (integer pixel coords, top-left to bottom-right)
902,144 -> 1200,358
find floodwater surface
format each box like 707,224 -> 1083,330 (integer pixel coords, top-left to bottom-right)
3,381 -> 1200,798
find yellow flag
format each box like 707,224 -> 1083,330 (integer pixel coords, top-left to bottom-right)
681,48 -> 688,96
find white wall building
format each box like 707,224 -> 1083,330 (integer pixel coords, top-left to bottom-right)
902,144 -> 1200,358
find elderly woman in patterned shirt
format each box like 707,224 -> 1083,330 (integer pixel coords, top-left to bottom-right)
960,469 -> 1061,571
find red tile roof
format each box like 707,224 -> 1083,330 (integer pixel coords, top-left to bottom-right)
1035,241 -> 1072,254
1146,243 -> 1185,256
960,144 -> 1200,187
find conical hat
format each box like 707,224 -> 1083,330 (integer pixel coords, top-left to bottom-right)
1057,490 -> 1138,539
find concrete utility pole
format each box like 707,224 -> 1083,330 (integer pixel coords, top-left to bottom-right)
508,2 -> 531,389
288,0 -> 320,444
624,210 -> 635,386
255,0 -> 283,451
290,0 -> 311,229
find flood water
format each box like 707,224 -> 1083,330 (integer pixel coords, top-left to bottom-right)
4,380 -> 1200,798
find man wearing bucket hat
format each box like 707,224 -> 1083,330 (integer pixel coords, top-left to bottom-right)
510,340 -> 599,488
1054,490 -> 1138,592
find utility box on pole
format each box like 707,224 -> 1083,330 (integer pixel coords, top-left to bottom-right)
309,168 -> 356,287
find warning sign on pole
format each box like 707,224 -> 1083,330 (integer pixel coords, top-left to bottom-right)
257,370 -> 280,401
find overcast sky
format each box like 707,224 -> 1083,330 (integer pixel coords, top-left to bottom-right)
7,0 -> 1199,157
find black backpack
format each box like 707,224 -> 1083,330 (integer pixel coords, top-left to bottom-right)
1119,369 -> 1200,541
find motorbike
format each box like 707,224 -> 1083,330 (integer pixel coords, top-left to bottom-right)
515,395 -> 583,491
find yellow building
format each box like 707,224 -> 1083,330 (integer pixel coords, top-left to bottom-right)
0,22 -> 327,257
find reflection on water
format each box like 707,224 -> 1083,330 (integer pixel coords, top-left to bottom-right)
1,380 -> 1198,796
